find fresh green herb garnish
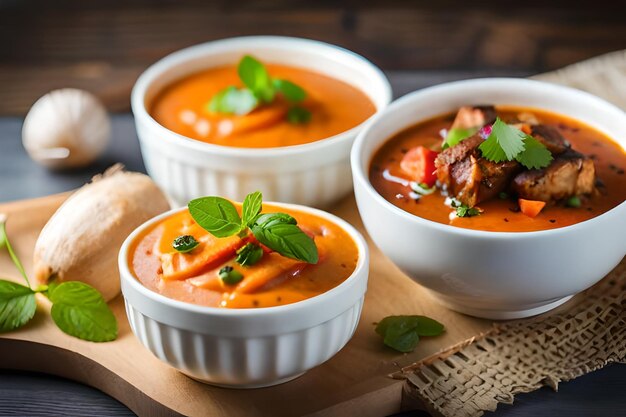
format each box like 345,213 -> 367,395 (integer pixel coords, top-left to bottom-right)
287,106 -> 312,124
566,196 -> 582,208
236,243 -> 264,267
442,127 -> 477,150
0,280 -> 36,332
479,118 -> 552,169
188,191 -> 318,264
0,214 -> 117,342
410,182 -> 436,196
273,79 -> 307,102
208,55 -> 310,124
515,135 -> 554,170
172,235 -> 199,253
48,281 -> 118,342
219,266 -> 244,285
451,200 -> 481,218
375,315 -> 445,353
208,86 -> 258,115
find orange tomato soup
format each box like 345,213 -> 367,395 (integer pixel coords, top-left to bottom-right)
129,205 -> 358,308
370,107 -> 626,232
149,64 -> 376,148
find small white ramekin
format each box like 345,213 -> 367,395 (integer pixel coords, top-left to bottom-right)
131,36 -> 391,207
118,204 -> 369,388
352,78 -> 626,320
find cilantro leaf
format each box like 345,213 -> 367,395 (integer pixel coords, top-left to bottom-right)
273,79 -> 307,102
375,315 -> 445,353
188,197 -> 243,238
442,127 -> 477,150
515,135 -> 553,169
451,201 -> 481,218
208,86 -> 258,115
48,281 -> 117,342
0,280 -> 36,333
238,55 -> 275,103
479,118 -> 526,162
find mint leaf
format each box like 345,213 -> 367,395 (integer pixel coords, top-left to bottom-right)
251,214 -> 318,264
208,86 -> 258,115
238,55 -> 275,103
273,79 -> 307,102
479,118 -> 525,162
442,127 -> 477,150
375,315 -> 445,353
188,197 -> 243,238
287,107 -> 311,124
236,243 -> 264,267
0,280 -> 36,332
241,191 -> 263,229
515,135 -> 553,169
48,281 -> 117,342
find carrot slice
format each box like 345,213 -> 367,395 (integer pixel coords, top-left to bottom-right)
234,253 -> 308,294
215,105 -> 287,138
160,234 -> 244,281
518,198 -> 546,218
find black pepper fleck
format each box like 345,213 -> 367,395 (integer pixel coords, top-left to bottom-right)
253,300 -> 259,307
549,219 -> 556,223
503,218 -> 509,222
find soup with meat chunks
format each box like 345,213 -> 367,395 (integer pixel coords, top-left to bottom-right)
370,106 -> 626,232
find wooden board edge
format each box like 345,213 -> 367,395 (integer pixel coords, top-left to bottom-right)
0,338 -> 182,417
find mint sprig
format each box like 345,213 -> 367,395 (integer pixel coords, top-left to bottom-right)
208,55 -> 311,123
375,315 -> 445,353
479,118 -> 552,169
0,214 -> 117,342
188,192 -> 318,264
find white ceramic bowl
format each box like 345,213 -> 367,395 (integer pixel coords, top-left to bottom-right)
351,78 -> 626,320
119,204 -> 369,388
131,36 -> 391,207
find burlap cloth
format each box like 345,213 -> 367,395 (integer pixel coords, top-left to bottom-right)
393,50 -> 626,417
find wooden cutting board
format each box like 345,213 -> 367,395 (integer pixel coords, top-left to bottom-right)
0,193 -> 496,417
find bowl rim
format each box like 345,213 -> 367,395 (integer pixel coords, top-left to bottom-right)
118,201 -> 369,317
351,77 -> 626,239
130,35 -> 392,157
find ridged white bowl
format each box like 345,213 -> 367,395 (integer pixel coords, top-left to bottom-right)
131,36 -> 391,207
351,78 -> 626,320
119,204 -> 369,388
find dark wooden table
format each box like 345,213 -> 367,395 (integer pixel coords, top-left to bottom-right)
1,1 -> 625,415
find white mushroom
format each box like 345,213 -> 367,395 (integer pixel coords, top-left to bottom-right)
22,88 -> 110,169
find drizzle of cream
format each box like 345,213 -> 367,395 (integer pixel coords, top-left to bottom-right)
382,169 -> 410,187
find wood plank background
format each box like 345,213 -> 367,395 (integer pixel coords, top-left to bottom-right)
1,0 -> 625,115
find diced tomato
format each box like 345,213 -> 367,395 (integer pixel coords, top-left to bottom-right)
518,198 -> 546,218
400,146 -> 439,187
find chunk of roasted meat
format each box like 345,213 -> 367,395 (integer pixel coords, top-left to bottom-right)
512,149 -> 595,202
451,105 -> 497,130
435,134 -> 522,207
530,125 -> 570,155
